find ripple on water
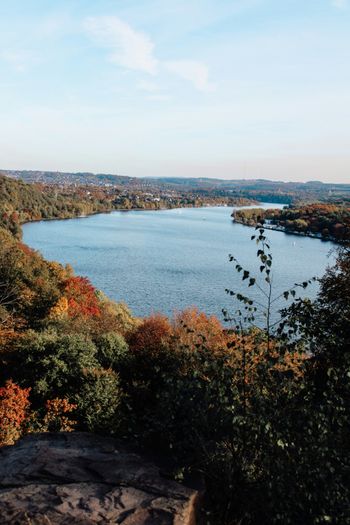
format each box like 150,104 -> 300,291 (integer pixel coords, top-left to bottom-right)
22,206 -> 334,319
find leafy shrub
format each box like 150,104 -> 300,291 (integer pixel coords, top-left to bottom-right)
13,330 -> 99,401
0,380 -> 30,445
11,330 -> 124,433
73,368 -> 122,432
25,398 -> 77,434
42,398 -> 77,432
95,332 -> 129,369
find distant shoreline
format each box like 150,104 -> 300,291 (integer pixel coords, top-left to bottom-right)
232,217 -> 338,244
22,201 -> 258,229
21,203 -> 221,227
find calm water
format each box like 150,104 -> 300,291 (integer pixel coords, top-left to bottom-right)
23,205 -> 335,321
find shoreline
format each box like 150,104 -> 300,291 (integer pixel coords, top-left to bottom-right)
21,202 -> 249,229
232,218 -> 338,244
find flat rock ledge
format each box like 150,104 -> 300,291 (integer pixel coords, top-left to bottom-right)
0,432 -> 200,525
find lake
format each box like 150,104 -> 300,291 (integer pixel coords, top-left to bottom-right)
23,205 -> 335,322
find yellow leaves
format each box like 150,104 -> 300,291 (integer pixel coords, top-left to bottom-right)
92,297 -> 140,336
47,261 -> 69,283
48,296 -> 69,319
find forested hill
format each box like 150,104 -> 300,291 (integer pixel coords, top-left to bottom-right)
233,203 -> 350,242
1,169 -> 135,187
0,175 -> 113,237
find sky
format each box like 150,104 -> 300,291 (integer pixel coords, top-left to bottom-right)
0,0 -> 349,183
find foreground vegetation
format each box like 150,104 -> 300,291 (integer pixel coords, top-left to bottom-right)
233,203 -> 350,243
0,178 -> 349,524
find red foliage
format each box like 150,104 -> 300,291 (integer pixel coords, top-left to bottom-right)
0,380 -> 31,445
17,242 -> 35,256
64,276 -> 101,318
128,314 -> 173,354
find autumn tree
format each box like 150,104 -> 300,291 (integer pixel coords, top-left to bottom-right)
64,276 -> 101,318
172,307 -> 228,353
127,313 -> 172,355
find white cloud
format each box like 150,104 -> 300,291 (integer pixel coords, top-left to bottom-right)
84,16 -> 158,74
164,60 -> 215,92
84,16 -> 214,92
331,0 -> 348,8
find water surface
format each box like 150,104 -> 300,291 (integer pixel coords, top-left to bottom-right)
23,205 -> 335,321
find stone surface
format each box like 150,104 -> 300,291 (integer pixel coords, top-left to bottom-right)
0,432 -> 199,524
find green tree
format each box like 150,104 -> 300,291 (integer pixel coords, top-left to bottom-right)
13,331 -> 98,401
95,332 -> 129,369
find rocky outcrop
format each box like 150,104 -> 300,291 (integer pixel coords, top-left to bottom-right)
0,432 -> 200,524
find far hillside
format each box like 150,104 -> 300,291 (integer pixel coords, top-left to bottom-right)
2,169 -> 350,204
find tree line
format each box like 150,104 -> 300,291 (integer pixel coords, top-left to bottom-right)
233,203 -> 350,242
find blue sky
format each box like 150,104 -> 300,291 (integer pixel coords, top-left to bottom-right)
0,0 -> 349,182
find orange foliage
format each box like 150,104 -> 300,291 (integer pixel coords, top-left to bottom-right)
173,308 -> 228,353
276,348 -> 307,379
0,380 -> 31,446
47,261 -> 72,282
0,326 -> 19,347
48,296 -> 69,319
43,398 -> 77,432
64,276 -> 100,318
226,332 -> 306,386
0,313 -> 26,346
128,313 -> 173,354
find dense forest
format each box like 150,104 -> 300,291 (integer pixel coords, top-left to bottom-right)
0,175 -> 113,237
233,203 -> 350,242
0,176 -> 349,524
